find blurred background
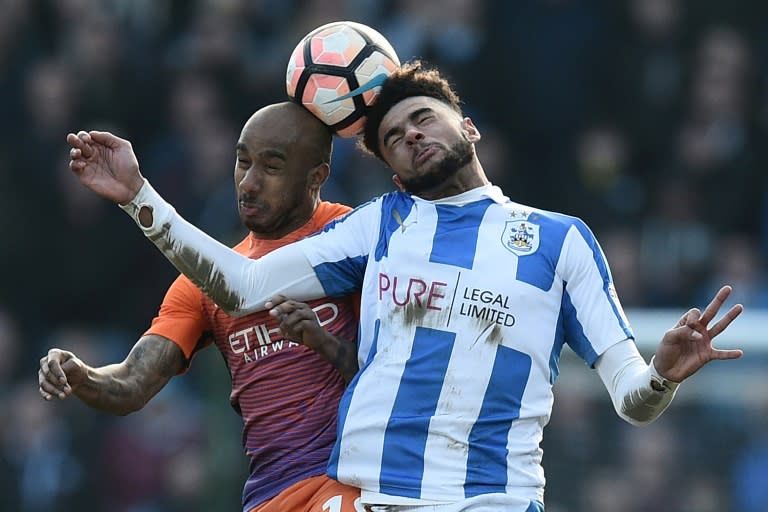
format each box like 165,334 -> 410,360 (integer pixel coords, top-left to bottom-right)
0,0 -> 767,510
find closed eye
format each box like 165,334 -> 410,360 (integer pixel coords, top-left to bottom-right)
263,160 -> 285,173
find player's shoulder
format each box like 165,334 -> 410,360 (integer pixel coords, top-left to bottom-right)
329,191 -> 410,222
504,200 -> 589,231
378,190 -> 415,212
317,200 -> 354,219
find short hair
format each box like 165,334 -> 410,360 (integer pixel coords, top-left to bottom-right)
360,60 -> 463,160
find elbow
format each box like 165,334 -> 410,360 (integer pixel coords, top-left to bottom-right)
616,403 -> 664,427
109,387 -> 153,416
114,397 -> 148,416
620,413 -> 656,427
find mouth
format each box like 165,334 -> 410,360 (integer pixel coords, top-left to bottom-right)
414,145 -> 439,167
239,198 -> 265,216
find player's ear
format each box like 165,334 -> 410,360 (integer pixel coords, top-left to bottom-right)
309,162 -> 330,191
462,117 -> 481,143
392,174 -> 406,192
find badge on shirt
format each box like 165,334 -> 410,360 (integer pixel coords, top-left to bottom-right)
502,219 -> 540,256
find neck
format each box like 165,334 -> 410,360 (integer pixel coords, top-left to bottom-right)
414,160 -> 489,200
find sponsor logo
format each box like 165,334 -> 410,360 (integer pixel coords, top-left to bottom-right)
228,303 -> 339,363
378,272 -> 447,310
458,287 -> 516,327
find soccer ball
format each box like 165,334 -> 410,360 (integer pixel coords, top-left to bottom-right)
286,21 -> 400,138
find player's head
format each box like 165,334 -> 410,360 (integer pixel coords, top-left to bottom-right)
360,61 -> 480,196
235,101 -> 332,238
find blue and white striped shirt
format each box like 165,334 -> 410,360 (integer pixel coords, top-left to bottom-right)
296,184 -> 633,504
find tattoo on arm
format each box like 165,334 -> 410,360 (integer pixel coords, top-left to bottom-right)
122,335 -> 185,399
80,335 -> 185,415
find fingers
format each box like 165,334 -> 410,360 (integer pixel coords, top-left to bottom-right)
89,130 -> 125,149
279,315 -> 315,338
698,285 -> 732,325
38,356 -> 71,401
265,294 -> 289,311
676,308 -> 700,327
66,132 -> 88,150
680,309 -> 706,339
67,131 -> 95,168
708,303 -> 743,338
38,369 -> 71,400
69,158 -> 86,172
267,297 -> 319,342
41,349 -> 69,383
74,131 -> 94,158
687,286 -> 743,339
269,298 -> 315,322
710,348 -> 744,361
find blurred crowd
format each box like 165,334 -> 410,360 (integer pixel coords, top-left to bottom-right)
0,0 -> 767,511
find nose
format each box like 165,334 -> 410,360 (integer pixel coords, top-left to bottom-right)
404,127 -> 424,146
238,167 -> 262,193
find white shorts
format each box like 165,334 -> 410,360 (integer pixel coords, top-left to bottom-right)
366,494 -> 544,512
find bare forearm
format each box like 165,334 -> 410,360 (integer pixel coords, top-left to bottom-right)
309,334 -> 358,384
75,335 -> 184,415
74,363 -> 157,415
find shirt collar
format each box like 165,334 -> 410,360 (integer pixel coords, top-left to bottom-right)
414,183 -> 509,206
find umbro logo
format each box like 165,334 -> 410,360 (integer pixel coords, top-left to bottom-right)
392,208 -> 416,233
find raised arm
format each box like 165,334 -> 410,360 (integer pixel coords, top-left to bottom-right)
595,285 -> 743,426
67,130 -> 325,314
38,335 -> 185,415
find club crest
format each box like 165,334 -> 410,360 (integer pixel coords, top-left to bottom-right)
502,220 -> 540,255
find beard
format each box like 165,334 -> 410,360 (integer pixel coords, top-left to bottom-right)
398,138 -> 474,195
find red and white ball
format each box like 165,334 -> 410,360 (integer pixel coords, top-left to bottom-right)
286,21 -> 400,137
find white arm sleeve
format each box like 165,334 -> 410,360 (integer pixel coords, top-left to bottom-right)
119,180 -> 326,316
595,339 -> 680,426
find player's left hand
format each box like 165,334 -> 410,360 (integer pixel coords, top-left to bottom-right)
653,285 -> 743,382
266,295 -> 325,350
67,130 -> 145,205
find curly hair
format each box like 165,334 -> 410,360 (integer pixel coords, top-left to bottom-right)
360,60 -> 463,160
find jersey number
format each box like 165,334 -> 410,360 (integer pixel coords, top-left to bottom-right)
322,495 -> 365,512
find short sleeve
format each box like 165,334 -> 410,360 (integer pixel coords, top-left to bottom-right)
144,275 -> 212,361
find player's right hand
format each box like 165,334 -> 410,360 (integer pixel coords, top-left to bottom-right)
67,130 -> 146,205
266,295 -> 326,350
38,348 -> 88,401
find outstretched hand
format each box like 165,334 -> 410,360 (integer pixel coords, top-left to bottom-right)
67,130 -> 145,205
653,285 -> 743,382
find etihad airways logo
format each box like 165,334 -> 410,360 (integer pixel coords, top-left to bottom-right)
228,302 -> 339,363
